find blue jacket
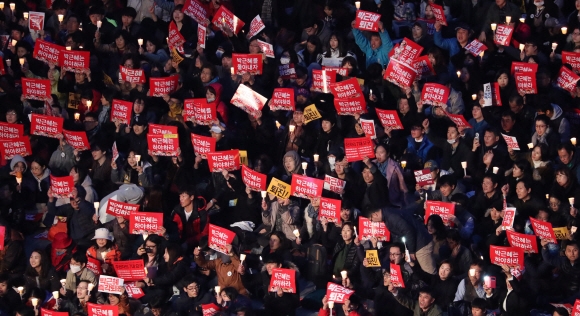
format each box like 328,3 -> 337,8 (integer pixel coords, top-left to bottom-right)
405,136 -> 434,165
434,31 -> 460,57
353,28 -> 393,67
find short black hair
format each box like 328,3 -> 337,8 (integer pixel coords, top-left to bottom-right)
121,7 -> 137,18
438,174 -> 456,188
72,251 -> 88,264
418,286 -> 435,298
471,297 -> 488,310
535,114 -> 550,127
179,185 -> 196,197
0,274 -> 10,286
501,111 -> 516,121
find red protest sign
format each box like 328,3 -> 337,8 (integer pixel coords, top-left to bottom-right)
425,201 -> 456,226
232,53 -> 263,75
329,77 -> 363,99
149,74 -> 179,97
202,303 -> 221,316
125,282 -> 145,299
530,217 -> 557,243
191,133 -> 216,158
183,98 -> 216,124
86,256 -> 102,276
248,15 -> 265,38
129,212 -> 164,234
464,39 -> 487,57
211,6 -> 245,35
209,224 -> 236,254
354,10 -> 381,31
557,66 -> 580,92
322,66 -> 349,76
33,39 -> 60,65
22,78 -> 51,101
360,118 -> 376,139
511,61 -> 538,75
41,309 -> 69,316
268,268 -> 297,293
312,69 -> 336,93
390,263 -> 405,287
111,260 -> 146,281
168,21 -> 185,53
106,199 -> 139,219
50,175 -> 74,198
319,197 -> 341,224
291,174 -> 324,198
149,123 -> 178,135
376,109 -> 403,129
326,282 -> 355,303
98,275 -> 124,294
207,150 -> 241,172
110,99 -> 133,125
182,0 -> 208,25
414,169 -> 434,186
279,63 -> 296,79
28,11 -> 45,30
494,25 -> 514,46
572,300 -> 580,316
358,216 -> 390,241
390,38 -> 424,65
413,55 -> 434,79
0,122 -> 23,140
421,83 -> 450,107
334,96 -> 366,116
447,114 -> 471,128
502,207 -> 516,229
198,25 -> 206,48
489,245 -> 524,268
344,137 -> 375,162
430,4 -> 446,25
63,130 -> 89,150
384,59 -> 417,89
112,141 -> 119,161
241,165 -> 267,191
506,230 -> 538,253
59,49 -> 90,72
257,40 -> 274,58
0,56 -> 5,75
563,51 -> 580,72
502,133 -> 520,150
30,113 -> 63,138
231,84 -> 268,118
515,71 -> 537,95
269,88 -> 295,111
0,227 -> 5,251
0,137 -> 31,159
120,66 -> 145,84
87,303 -> 118,316
483,82 -> 502,106
147,134 -> 179,156
324,175 -> 346,194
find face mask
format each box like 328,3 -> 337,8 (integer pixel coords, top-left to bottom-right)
56,250 -> 66,256
280,57 -> 290,65
447,139 -> 456,144
328,157 -> 336,165
216,49 -> 224,58
70,264 -> 81,273
534,1 -> 544,6
207,97 -> 215,103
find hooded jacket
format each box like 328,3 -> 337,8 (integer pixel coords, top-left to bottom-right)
9,155 -> 27,172
194,252 -> 248,296
548,104 -> 571,143
262,198 -> 301,241
208,83 -> 229,126
352,28 -> 394,67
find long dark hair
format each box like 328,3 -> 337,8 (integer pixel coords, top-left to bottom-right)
70,165 -> 88,186
427,215 -> 447,241
142,235 -> 165,265
165,243 -> 183,271
302,35 -> 322,65
25,249 -> 51,279
324,33 -> 347,58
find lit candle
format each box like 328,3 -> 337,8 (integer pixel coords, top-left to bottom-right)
461,161 -> 467,176
96,20 -> 102,29
275,121 -> 281,129
86,100 -> 92,109
313,154 -> 319,162
355,1 -> 360,9
58,14 -> 63,22
340,270 -> 347,279
9,3 -> 14,11
31,298 -> 38,307
293,229 -> 300,238
16,176 -> 21,185
505,16 -> 511,24
491,23 -> 497,31
519,43 -> 525,51
471,94 -> 476,100
138,38 -> 143,46
353,226 -> 357,237
87,283 -> 94,292
23,12 -> 28,19
519,17 -> 525,23
492,166 -> 499,174
570,197 -> 575,206
527,143 -> 533,149
401,161 -> 406,168
60,279 -> 66,287
240,254 -> 246,263
562,27 -> 568,35
94,202 -> 99,217
5,59 -> 10,66
552,42 -> 558,51
572,138 -> 577,146
328,301 -> 335,309
369,89 -> 372,97
17,286 -> 23,295
261,191 -> 267,199
0,3 -> 5,9
18,57 -> 24,66
66,46 -> 71,50
230,67 -> 234,75
456,70 -> 461,78
301,162 -> 307,174
52,291 -> 59,299
289,125 -> 295,133
135,154 -> 141,162
74,112 -> 80,120
214,286 -> 221,293
10,39 -> 16,47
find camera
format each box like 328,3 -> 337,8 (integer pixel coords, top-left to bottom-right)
145,248 -> 153,253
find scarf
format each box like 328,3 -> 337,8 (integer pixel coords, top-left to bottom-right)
376,161 -> 388,178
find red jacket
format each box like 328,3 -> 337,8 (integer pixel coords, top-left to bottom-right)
171,199 -> 209,246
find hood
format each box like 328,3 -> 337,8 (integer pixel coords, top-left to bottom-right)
81,174 -> 93,187
209,82 -> 223,101
10,155 -> 27,172
283,150 -> 302,175
116,184 -> 144,203
37,168 -> 51,181
261,260 -> 301,276
551,103 -> 563,120
203,76 -> 219,87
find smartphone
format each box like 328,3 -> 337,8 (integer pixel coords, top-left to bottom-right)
484,276 -> 496,288
475,133 -> 479,141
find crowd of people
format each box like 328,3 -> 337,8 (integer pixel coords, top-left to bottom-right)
3,0 -> 580,315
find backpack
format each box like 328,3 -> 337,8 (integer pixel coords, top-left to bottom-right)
306,244 -> 327,286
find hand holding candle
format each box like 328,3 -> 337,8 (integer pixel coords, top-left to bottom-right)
572,138 -> 577,146
340,270 -> 347,279
215,286 -> 221,294
96,20 -> 102,29
87,283 -> 94,292
58,14 -> 64,22
138,38 -> 143,46
293,229 -> 300,238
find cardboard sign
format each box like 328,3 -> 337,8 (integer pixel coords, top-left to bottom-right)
110,99 -> 133,124
312,69 -> 336,93
257,40 -> 274,58
124,282 -> 145,299
502,133 -> 520,150
208,224 -> 235,254
232,53 -> 263,75
303,104 -> 322,124
269,88 -> 295,111
149,74 -> 179,97
290,174 -> 323,198
28,11 -> 45,31
63,130 -> 89,150
98,275 -> 124,294
384,59 -> 417,89
502,207 -> 516,229
447,114 -> 471,128
182,0 -> 208,25
279,63 -> 296,79
494,25 -> 514,46
87,303 -> 118,316
506,230 -> 538,253
464,39 -> 487,57
421,83 -> 450,107
183,98 -> 216,124
390,38 -> 424,65
50,175 -> 74,198
344,137 -> 375,162
241,165 -> 267,191
30,113 -> 63,138
231,84 -> 267,118
106,199 -> 139,219
360,118 -> 376,139
334,96 -> 366,116
511,61 -> 538,75
202,303 -> 221,316
354,10 -> 381,32
557,66 -> 580,93
248,15 -> 266,38
365,250 -> 381,267
324,175 -> 346,194
329,77 -> 363,99
489,245 -> 524,268
41,309 -> 69,316
413,55 -> 434,79
60,49 -> 90,72
33,39 -> 61,65
211,5 -> 245,35
267,178 -> 291,199
86,256 -> 102,276
111,260 -> 146,281
0,137 -> 31,159
530,217 -> 557,243
198,24 -> 206,48
268,268 -> 297,293
414,169 -> 434,186
147,134 -> 179,156
515,72 -> 537,95
318,197 -> 341,224
120,66 -> 145,84
390,263 -> 405,287
191,133 -> 216,158
168,21 -> 185,53
326,282 -> 355,303
425,201 -> 455,226
554,227 -> 570,240
22,78 -> 51,101
563,51 -> 580,72
430,4 -> 446,26
129,212 -> 164,234
0,122 -> 23,140
207,150 -> 240,172
358,216 -> 390,241
376,109 -> 403,129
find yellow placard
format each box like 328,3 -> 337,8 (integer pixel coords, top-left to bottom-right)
365,250 -> 381,267
103,71 -> 113,86
303,104 -> 321,124
356,78 -> 365,86
266,177 -> 291,199
239,150 -> 248,166
554,227 -> 570,240
171,48 -> 184,64
163,133 -> 178,139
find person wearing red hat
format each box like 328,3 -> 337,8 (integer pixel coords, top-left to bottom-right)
50,232 -> 77,274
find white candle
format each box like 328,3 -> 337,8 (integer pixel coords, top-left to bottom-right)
31,298 -> 38,307
87,283 -> 94,291
65,46 -> 71,50
527,143 -> 533,149
546,194 -> 549,200
52,291 -> 59,299
60,279 -> 66,287
10,39 -> 16,47
456,70 -> 461,78
58,14 -> 63,22
9,3 -> 14,11
340,270 -> 347,279
519,44 -> 525,51
214,286 -> 221,293
18,57 -> 24,66
94,202 -> 99,217
74,113 -> 80,120
15,176 -> 22,185
328,301 -> 335,309
240,254 -> 246,262
401,161 -> 406,168
230,67 -> 234,75
5,59 -> 10,67
261,191 -> 267,199
354,226 -> 357,237
86,100 -> 92,109
552,42 -> 558,51
491,23 -> 497,31
519,18 -> 525,23
572,138 -> 577,146
369,89 -> 372,97
562,27 -> 568,35
293,229 -> 300,238
289,125 -> 295,133
17,286 -> 23,294
301,162 -> 307,170
471,94 -> 476,100
275,121 -> 281,129
23,12 -> 28,19
96,20 -> 102,29
493,167 -> 499,174
135,154 -> 141,162
505,16 -> 511,24
138,38 -> 143,46
461,161 -> 467,169
313,154 -> 319,162
570,197 -> 575,206
0,3 -> 5,9
355,1 -> 360,9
